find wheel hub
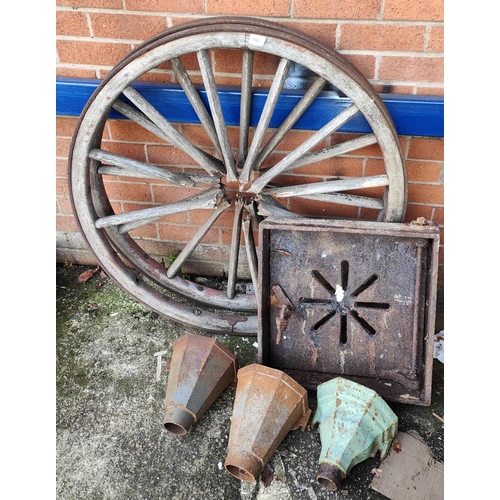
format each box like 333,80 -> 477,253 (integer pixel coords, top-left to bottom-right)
220,176 -> 255,203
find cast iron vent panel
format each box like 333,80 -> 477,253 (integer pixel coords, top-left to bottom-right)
258,218 -> 440,405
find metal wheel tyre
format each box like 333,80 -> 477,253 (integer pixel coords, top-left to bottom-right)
68,17 -> 407,335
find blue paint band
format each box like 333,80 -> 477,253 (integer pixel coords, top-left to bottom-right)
56,77 -> 443,138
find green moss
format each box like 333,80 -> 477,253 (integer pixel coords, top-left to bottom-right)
213,334 -> 259,368
167,251 -> 189,278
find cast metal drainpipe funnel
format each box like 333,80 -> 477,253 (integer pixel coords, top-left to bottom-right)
224,364 -> 311,482
311,377 -> 398,491
163,333 -> 238,435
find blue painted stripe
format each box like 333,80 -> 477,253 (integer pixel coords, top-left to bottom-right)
56,77 -> 444,138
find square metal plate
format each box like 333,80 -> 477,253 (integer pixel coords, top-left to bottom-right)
257,217 -> 440,405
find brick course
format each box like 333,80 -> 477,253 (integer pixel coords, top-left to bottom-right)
293,0 -> 381,20
207,0 -> 290,16
382,0 -> 444,21
89,13 -> 168,40
56,0 -> 122,8
126,0 -> 205,14
56,10 -> 90,37
57,39 -> 132,67
338,24 -> 426,52
378,56 -> 444,84
56,6 -> 444,93
427,26 -> 444,53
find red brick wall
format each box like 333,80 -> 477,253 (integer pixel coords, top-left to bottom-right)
56,1 -> 444,285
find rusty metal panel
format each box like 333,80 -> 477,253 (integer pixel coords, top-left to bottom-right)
257,217 -> 440,405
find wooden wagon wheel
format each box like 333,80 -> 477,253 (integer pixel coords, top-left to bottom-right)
68,17 -> 407,335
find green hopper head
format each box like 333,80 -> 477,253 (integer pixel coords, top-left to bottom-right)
312,377 -> 398,491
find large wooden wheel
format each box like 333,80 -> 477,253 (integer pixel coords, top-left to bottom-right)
68,17 -> 407,335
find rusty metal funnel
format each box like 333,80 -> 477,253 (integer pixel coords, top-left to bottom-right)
312,377 -> 398,491
163,333 -> 238,435
224,364 -> 311,482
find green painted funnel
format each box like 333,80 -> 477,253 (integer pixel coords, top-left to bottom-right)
312,377 -> 398,491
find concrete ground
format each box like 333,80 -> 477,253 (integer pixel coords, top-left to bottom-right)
56,263 -> 444,500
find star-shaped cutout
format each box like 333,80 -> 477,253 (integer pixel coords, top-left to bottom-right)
298,260 -> 390,346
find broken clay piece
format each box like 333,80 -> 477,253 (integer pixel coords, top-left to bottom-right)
370,431 -> 444,500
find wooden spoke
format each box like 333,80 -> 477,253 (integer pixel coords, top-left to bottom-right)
255,76 -> 327,170
170,57 -> 222,157
182,174 -> 221,187
237,49 -> 255,167
242,216 -> 259,302
113,99 -> 165,138
113,99 -> 224,175
95,188 -> 221,231
239,58 -> 292,186
244,199 -> 264,225
197,50 -> 238,181
256,194 -> 301,218
285,134 -> 378,172
227,197 -> 244,299
97,166 -> 219,189
247,103 -> 360,194
117,217 -> 161,234
122,87 -> 224,177
295,192 -> 384,210
90,149 -> 195,187
264,174 -> 389,198
166,197 -> 231,278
